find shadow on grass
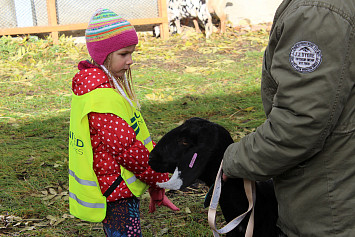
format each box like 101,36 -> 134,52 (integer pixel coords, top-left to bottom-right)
0,89 -> 264,236
141,90 -> 265,139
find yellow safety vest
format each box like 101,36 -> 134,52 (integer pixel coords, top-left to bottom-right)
68,88 -> 152,222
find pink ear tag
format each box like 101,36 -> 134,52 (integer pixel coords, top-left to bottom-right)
189,153 -> 198,168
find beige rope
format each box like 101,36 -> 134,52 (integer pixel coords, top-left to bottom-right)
208,161 -> 256,236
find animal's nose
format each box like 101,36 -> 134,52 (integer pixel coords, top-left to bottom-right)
148,155 -> 156,165
148,154 -> 161,169
148,153 -> 154,161
148,158 -> 158,171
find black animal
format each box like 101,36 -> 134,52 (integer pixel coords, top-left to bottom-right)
149,117 -> 286,237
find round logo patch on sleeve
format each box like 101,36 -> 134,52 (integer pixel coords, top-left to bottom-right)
289,41 -> 322,73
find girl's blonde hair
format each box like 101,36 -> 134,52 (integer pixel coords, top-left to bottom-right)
95,53 -> 140,109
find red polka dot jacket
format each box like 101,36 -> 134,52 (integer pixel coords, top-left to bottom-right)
72,60 -> 169,202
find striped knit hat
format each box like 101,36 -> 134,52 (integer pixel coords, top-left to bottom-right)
85,8 -> 138,65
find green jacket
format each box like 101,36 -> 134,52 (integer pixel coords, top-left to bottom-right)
223,0 -> 355,236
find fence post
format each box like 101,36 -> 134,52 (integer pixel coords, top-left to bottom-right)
158,0 -> 169,39
46,0 -> 58,44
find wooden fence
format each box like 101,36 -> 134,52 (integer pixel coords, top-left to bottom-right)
0,0 -> 169,43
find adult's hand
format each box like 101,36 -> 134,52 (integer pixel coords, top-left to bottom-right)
222,173 -> 229,182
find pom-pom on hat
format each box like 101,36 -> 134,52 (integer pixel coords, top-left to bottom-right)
85,8 -> 138,65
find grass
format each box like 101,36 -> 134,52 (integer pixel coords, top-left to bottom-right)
0,25 -> 269,236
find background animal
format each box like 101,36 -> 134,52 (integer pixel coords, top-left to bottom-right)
154,0 -> 228,38
154,0 -> 212,38
207,0 -> 228,34
149,117 -> 286,237
170,0 -> 212,37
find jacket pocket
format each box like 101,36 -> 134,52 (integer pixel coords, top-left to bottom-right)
278,162 -> 307,179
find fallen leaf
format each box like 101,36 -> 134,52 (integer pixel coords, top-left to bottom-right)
19,226 -> 36,232
184,207 -> 191,214
184,66 -> 199,73
49,188 -> 57,195
243,106 -> 255,112
159,227 -> 169,235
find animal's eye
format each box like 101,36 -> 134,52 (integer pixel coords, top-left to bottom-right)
178,139 -> 189,146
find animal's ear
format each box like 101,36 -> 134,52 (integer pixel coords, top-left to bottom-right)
177,121 -> 201,143
177,126 -> 216,189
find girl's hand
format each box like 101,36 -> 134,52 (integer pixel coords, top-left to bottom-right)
148,187 -> 180,213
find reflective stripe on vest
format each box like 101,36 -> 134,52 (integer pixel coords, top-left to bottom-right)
144,136 -> 152,146
69,169 -> 97,187
69,192 -> 105,209
126,175 -> 137,185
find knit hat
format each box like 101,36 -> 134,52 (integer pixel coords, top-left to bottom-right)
85,8 -> 138,65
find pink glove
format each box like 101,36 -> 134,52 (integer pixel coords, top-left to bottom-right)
148,187 -> 180,213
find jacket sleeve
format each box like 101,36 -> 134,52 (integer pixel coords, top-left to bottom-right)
89,112 -> 168,187
223,4 -> 354,181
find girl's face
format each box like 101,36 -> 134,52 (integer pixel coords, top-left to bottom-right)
107,44 -> 136,78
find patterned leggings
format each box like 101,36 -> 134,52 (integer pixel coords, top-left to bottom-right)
102,197 -> 142,237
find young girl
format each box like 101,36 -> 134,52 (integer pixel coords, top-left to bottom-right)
68,8 -> 179,237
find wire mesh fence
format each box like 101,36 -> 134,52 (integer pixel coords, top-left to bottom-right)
0,0 -> 160,29
0,0 -> 159,28
57,0 -> 159,24
0,0 -> 169,41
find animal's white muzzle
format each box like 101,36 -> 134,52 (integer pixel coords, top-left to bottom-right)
156,167 -> 183,190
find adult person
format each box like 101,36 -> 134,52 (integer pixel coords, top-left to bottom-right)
222,0 -> 355,236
